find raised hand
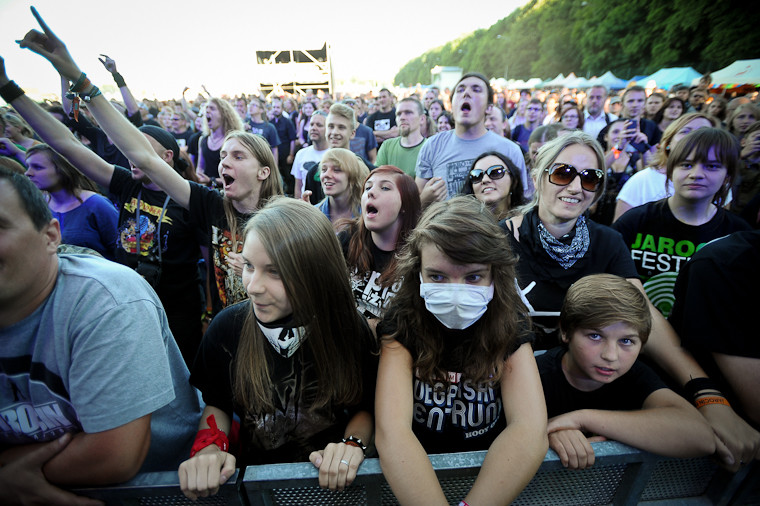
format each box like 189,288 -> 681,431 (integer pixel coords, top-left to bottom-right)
15,6 -> 82,81
98,54 -> 117,73
0,55 -> 9,85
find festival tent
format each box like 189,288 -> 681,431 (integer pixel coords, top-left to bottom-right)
564,76 -> 593,89
710,59 -> 760,87
637,67 -> 702,90
541,73 -> 566,88
589,71 -> 628,90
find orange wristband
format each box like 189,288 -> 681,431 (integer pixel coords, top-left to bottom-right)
695,396 -> 730,409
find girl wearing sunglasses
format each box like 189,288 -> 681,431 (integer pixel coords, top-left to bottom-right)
460,151 -> 526,221
612,128 -> 749,318
501,131 -> 639,349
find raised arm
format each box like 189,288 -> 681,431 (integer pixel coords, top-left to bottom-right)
464,342 -> 548,505
99,54 -> 138,117
0,55 -> 114,188
16,7 -> 192,208
375,339 -> 448,505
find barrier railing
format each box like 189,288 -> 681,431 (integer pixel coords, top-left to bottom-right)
72,442 -> 758,505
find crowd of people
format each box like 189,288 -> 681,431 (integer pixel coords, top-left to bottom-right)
1,7 -> 759,505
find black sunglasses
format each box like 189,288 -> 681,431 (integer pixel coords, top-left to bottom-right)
546,163 -> 604,192
470,165 -> 509,184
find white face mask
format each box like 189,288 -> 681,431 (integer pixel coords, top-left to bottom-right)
419,275 -> 494,330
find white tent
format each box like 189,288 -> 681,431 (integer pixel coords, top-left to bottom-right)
710,59 -> 760,87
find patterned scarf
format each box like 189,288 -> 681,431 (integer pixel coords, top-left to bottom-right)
537,215 -> 590,269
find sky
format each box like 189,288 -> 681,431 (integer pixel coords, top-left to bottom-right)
0,0 -> 528,100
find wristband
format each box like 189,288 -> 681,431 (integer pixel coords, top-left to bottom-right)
69,72 -> 89,93
0,80 -> 25,103
684,377 -> 722,401
695,396 -> 730,409
112,72 -> 126,88
81,86 -> 102,103
190,414 -> 229,457
342,435 -> 367,455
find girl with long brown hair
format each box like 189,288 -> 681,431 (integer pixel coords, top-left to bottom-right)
179,197 -> 377,498
375,196 -> 547,505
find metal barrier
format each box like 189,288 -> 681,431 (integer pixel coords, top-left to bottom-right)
73,442 -> 758,505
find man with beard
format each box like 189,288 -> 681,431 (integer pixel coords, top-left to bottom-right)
375,97 -> 426,177
416,72 -> 528,207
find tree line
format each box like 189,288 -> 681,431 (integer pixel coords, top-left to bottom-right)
394,0 -> 760,86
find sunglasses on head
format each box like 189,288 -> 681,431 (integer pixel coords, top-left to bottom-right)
469,165 -> 509,184
546,163 -> 604,192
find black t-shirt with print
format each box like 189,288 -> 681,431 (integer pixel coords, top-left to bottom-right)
377,314 -> 532,454
338,229 -> 400,319
188,182 -> 249,314
191,301 -> 377,465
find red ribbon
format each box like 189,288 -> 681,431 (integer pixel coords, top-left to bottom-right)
189,414 -> 230,457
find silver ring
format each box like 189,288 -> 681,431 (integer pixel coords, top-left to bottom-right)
340,459 -> 350,467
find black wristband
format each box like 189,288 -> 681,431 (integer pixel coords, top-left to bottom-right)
684,377 -> 722,401
0,80 -> 25,103
112,72 -> 126,88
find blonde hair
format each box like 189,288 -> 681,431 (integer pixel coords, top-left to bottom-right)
519,130 -> 606,214
202,97 -> 244,136
319,148 -> 369,212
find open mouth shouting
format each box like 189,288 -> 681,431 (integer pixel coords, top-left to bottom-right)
364,203 -> 379,218
460,101 -> 472,114
223,173 -> 235,189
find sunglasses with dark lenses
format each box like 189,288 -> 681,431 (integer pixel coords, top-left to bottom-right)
469,165 -> 509,184
546,163 -> 604,192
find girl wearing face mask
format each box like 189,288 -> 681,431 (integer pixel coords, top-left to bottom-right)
376,196 -> 547,506
179,197 -> 377,499
337,166 -> 421,323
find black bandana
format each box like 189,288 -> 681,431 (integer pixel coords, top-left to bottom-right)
255,314 -> 307,358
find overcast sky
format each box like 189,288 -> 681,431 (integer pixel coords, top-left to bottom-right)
0,0 -> 527,100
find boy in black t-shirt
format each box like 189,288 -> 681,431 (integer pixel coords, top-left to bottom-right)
537,274 -> 714,469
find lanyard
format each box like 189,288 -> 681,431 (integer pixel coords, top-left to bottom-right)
135,189 -> 171,265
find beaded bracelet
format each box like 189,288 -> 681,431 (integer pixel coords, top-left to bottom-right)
0,80 -> 25,103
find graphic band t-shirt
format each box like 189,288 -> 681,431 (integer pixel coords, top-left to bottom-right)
338,229 -> 400,319
378,316 -> 532,454
110,167 -> 200,278
188,183 -> 248,314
